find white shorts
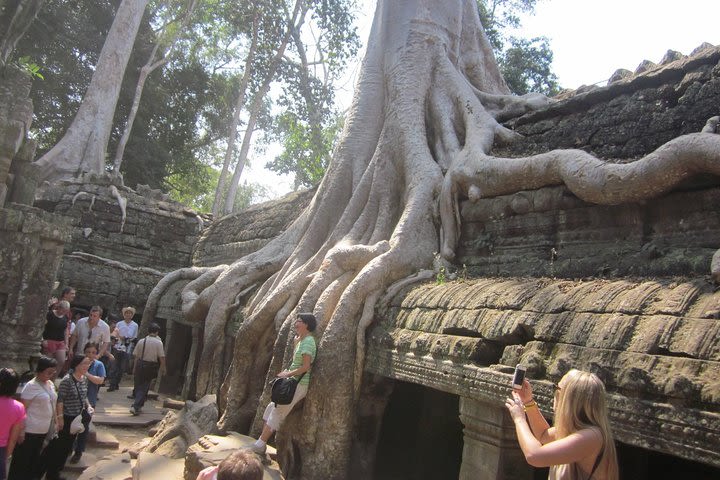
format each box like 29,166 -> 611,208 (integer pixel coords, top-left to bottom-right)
263,383 -> 309,431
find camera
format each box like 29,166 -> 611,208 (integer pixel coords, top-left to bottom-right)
512,364 -> 526,390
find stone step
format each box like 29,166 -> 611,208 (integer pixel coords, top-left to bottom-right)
77,453 -> 134,480
90,429 -> 120,449
133,452 -> 184,480
93,412 -> 165,427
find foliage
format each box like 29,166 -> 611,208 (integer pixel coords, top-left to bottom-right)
18,0 -> 119,152
498,36 -> 559,95
17,55 -> 44,79
268,107 -> 344,188
263,0 -> 360,189
476,0 -> 559,95
167,162 -> 270,213
10,0 -> 357,209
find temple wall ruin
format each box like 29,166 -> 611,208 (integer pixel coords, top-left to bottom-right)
0,66 -> 72,372
361,45 -> 720,477
35,181 -> 203,315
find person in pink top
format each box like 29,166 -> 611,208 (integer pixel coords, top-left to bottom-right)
0,368 -> 26,480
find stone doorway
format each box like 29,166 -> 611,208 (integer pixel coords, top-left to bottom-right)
617,442 -> 720,479
373,381 -> 463,480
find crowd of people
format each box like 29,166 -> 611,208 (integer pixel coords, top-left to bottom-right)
0,286 -> 170,479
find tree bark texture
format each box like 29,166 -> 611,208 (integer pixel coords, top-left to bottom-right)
144,0 -> 720,478
34,0 -> 149,182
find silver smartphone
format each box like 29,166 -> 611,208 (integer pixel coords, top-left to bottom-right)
512,364 -> 526,390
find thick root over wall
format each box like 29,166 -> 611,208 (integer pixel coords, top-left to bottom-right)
143,1 -> 720,478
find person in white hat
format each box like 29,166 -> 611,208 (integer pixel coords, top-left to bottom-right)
108,306 -> 139,391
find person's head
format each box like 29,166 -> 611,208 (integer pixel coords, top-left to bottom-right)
70,355 -> 91,375
83,342 -> 100,360
89,306 -> 103,324
148,323 -> 161,335
36,356 -> 58,381
61,287 -> 76,302
0,368 -> 20,397
122,306 -> 136,321
554,369 -> 618,478
295,312 -> 317,334
217,450 -> 263,480
54,300 -> 71,315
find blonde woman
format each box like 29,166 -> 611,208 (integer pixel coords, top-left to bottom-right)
505,369 -> 619,480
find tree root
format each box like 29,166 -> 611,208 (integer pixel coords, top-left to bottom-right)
440,128 -> 720,260
140,266 -> 222,332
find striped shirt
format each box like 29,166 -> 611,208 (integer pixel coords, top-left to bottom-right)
57,374 -> 88,416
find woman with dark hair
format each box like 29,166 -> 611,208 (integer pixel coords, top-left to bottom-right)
39,355 -> 92,480
505,369 -> 619,480
8,357 -> 58,480
250,312 -> 317,454
70,343 -> 105,464
0,368 -> 25,480
42,300 -> 71,377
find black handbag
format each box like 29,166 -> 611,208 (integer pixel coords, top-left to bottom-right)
270,372 -> 305,405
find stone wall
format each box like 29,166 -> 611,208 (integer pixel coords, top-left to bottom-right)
192,188 -> 314,267
0,65 -> 34,206
460,45 -> 720,279
0,65 -> 71,372
363,45 -> 720,474
0,205 -> 72,372
368,277 -> 720,467
35,179 -> 203,315
495,45 -> 720,159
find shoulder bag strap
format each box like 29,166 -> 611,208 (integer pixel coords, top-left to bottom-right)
587,447 -> 603,480
139,337 -> 147,361
71,375 -> 87,410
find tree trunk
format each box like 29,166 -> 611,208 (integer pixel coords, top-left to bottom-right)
34,0 -> 149,183
144,0 -> 720,478
222,0 -> 305,214
211,13 -> 259,218
113,0 -> 199,173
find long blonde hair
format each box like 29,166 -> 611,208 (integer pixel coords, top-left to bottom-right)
554,369 -> 619,480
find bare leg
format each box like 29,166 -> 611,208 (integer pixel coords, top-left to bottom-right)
259,423 -> 273,443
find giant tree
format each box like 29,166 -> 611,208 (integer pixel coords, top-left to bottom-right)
33,0 -> 149,182
143,0 -> 720,478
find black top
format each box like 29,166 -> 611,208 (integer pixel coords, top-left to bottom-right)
43,311 -> 67,341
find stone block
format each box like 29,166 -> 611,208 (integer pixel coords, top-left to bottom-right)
77,452 -> 133,480
134,452 -> 184,480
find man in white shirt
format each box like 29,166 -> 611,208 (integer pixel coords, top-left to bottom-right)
69,306 -> 113,361
130,323 -> 166,415
108,306 -> 139,391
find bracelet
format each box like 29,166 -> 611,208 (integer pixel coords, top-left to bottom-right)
523,400 -> 537,412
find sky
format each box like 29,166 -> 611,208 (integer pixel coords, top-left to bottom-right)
244,0 -> 720,200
